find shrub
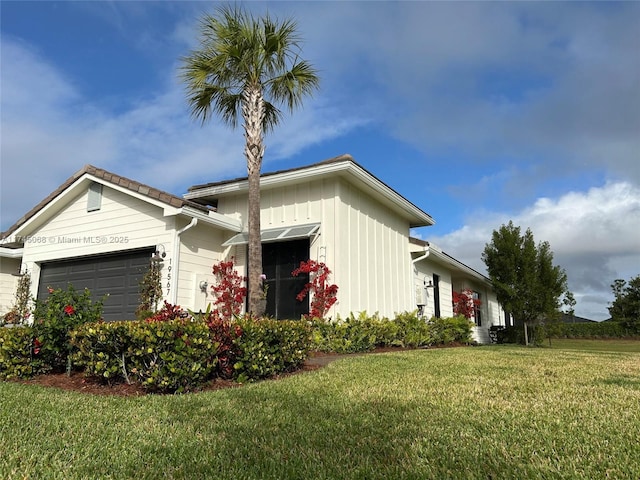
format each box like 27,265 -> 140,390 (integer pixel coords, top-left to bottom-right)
311,311 -> 436,353
211,258 -> 247,320
145,301 -> 188,323
292,260 -> 338,320
204,310 -> 243,379
311,312 -> 382,353
427,315 -> 474,345
554,321 -> 630,338
499,321 -> 633,345
233,317 -> 311,382
71,319 -> 218,393
70,321 -> 136,384
0,326 -> 46,379
393,311 -> 432,348
32,284 -> 105,373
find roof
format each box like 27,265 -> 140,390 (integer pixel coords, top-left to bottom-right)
1,164 -> 215,242
186,154 -> 435,228
410,236 -> 492,285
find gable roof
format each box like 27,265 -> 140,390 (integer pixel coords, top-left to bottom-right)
1,165 -> 239,246
186,154 -> 435,228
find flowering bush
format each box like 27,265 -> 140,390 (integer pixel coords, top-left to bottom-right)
211,258 -> 247,319
32,284 -> 105,373
145,301 -> 187,323
453,289 -> 481,320
292,260 -> 338,320
203,310 -> 243,379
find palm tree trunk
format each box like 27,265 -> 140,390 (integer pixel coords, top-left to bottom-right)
243,85 -> 266,316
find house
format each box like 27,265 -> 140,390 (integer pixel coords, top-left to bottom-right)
0,154 -> 505,343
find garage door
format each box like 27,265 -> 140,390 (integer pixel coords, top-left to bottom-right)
37,248 -> 154,321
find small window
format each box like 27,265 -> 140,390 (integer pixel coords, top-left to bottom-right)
87,182 -> 103,212
473,292 -> 482,326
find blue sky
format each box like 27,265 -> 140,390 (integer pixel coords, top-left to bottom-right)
1,1 -> 639,320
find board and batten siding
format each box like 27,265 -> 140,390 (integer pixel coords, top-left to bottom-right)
176,222 -> 226,313
214,176 -> 416,319
414,260 -> 454,319
0,257 -> 20,314
331,178 -> 413,319
21,185 -> 175,303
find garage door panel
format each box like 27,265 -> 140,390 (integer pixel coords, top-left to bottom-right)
38,249 -> 153,321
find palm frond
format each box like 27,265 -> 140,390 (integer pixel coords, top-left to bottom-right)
179,4 -> 319,130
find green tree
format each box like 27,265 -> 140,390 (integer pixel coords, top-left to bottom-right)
608,275 -> 640,333
562,290 -> 576,321
482,221 -> 567,345
181,5 -> 319,315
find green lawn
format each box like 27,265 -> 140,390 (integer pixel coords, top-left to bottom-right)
548,337 -> 640,353
1,346 -> 639,479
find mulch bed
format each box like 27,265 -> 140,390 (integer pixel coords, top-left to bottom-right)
9,346 -> 437,396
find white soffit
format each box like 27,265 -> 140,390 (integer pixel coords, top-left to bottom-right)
222,223 -> 320,247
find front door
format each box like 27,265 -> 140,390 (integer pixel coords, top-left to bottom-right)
262,240 -> 309,319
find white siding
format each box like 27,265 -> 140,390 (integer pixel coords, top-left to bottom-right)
332,179 -> 413,319
415,260 -> 453,319
21,185 -> 175,302
0,258 -> 20,315
176,221 -> 225,313
215,177 -> 416,319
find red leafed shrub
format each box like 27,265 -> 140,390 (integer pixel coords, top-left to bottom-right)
204,310 -> 243,379
292,260 -> 338,320
211,258 -> 247,320
452,289 -> 481,319
146,301 -> 187,323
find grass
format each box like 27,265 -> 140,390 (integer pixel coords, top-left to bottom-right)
1,345 -> 639,479
548,337 -> 640,353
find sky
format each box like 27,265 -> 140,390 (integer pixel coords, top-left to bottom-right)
1,1 -> 639,321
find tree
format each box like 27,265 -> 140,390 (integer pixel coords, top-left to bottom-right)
608,275 -> 640,333
181,5 -> 319,315
482,221 -> 567,345
562,290 -> 576,321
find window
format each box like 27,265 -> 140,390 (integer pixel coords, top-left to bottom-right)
473,291 -> 482,326
433,274 -> 441,318
87,182 -> 103,212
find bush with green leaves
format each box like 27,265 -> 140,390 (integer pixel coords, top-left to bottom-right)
393,311 -> 433,347
32,284 -> 105,372
71,319 -> 218,393
233,317 -> 311,383
429,315 -> 474,345
311,311 -> 454,353
311,312 -> 385,353
0,326 -> 46,379
499,320 -> 633,345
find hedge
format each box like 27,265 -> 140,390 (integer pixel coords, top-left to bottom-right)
310,312 -> 473,354
71,319 -> 218,393
497,321 -> 635,345
0,326 -> 47,379
233,318 -> 312,383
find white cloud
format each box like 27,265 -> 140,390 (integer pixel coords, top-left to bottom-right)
0,33 -> 364,231
430,182 -> 640,320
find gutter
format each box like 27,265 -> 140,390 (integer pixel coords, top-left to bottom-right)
170,218 -> 198,304
410,247 -> 430,311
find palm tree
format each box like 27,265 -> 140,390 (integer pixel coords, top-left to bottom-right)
181,5 -> 319,316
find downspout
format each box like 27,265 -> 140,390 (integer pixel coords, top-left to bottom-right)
411,247 -> 430,314
170,218 -> 198,304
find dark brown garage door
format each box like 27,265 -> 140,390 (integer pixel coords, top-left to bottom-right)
37,248 -> 154,321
